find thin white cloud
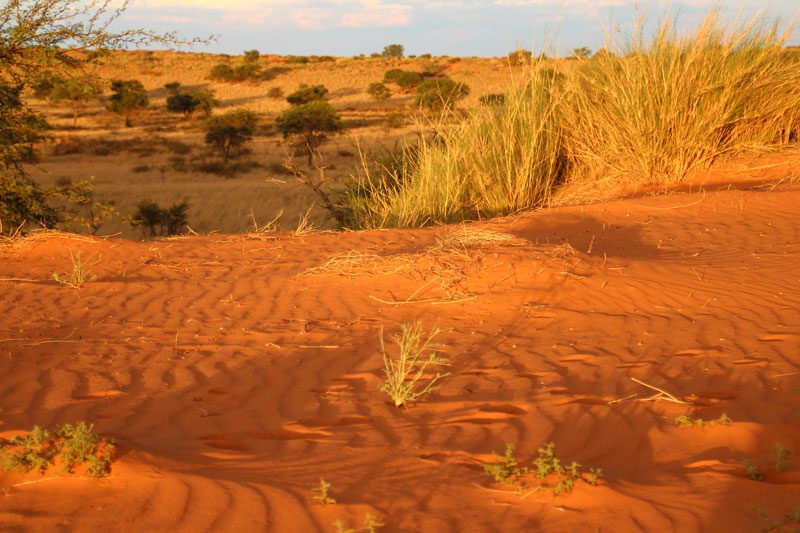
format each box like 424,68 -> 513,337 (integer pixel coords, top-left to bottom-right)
340,6 -> 411,27
426,1 -> 481,8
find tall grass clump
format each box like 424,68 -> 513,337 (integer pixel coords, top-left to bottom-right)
342,8 -> 800,229
344,66 -> 567,229
564,9 -> 800,186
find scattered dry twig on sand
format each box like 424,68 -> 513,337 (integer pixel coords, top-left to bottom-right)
302,226 -> 519,302
608,377 -> 690,405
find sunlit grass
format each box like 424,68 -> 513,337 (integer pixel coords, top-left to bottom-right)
344,7 -> 800,228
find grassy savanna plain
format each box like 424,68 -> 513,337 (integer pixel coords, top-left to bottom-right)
23,51 -> 512,237
2,8 -> 800,533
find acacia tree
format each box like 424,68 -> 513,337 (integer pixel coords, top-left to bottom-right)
382,44 -> 404,58
107,79 -> 148,127
203,109 -> 256,163
0,0 -> 208,234
47,76 -> 103,127
276,100 -> 344,165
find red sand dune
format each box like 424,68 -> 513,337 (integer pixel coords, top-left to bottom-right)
1,159 -> 799,532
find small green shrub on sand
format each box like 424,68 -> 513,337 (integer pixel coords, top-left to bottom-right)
0,422 -> 115,478
334,513 -> 383,533
482,442 -> 603,496
379,321 -> 450,407
312,478 -> 336,505
674,413 -> 731,428
753,504 -> 800,532
483,443 -> 528,490
741,443 -> 793,481
53,249 -> 96,288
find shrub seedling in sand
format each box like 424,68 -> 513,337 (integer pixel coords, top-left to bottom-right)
531,442 -> 586,496
741,459 -> 765,481
741,443 -> 793,481
1,426 -> 54,474
674,413 -> 732,428
753,504 -> 800,532
53,249 -> 96,288
58,422 -> 115,477
482,442 -> 603,496
312,478 -> 336,505
483,443 -> 528,490
773,443 -> 792,474
334,513 -> 383,533
0,422 -> 115,478
378,321 -> 450,407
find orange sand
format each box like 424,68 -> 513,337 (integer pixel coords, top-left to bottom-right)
1,165 -> 799,532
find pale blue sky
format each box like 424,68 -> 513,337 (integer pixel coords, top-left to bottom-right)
121,1 -> 800,57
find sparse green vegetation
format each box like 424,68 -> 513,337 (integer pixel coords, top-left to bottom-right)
483,443 -> 528,489
52,249 -> 96,288
378,321 -> 450,407
312,478 -> 336,505
741,443 -> 793,481
482,441 -> 603,496
773,443 -> 792,473
333,513 -> 383,533
753,504 -> 800,532
674,413 -> 732,428
0,422 -> 115,478
742,458 -> 765,481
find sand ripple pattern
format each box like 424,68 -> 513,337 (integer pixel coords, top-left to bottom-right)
1,181 -> 799,531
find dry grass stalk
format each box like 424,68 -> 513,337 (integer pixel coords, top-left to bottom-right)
304,226 -> 517,301
427,226 -> 515,253
294,207 -> 317,236
302,250 -> 414,278
1,230 -> 98,249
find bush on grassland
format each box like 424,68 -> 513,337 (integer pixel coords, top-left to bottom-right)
414,78 -> 470,110
203,109 -> 257,162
